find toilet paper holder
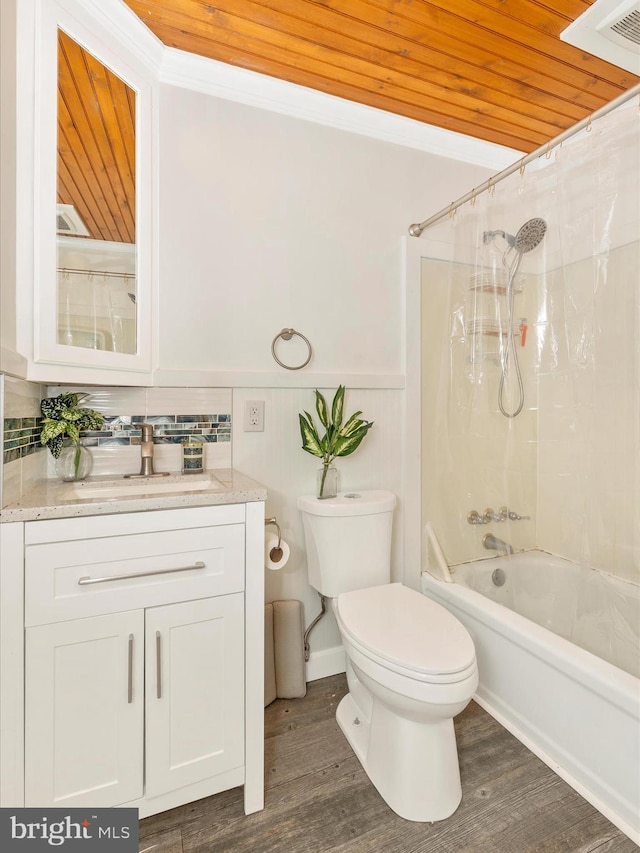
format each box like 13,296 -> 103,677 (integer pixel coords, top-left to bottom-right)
265,517 -> 284,563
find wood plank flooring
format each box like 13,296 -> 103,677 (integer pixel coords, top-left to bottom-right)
139,674 -> 637,853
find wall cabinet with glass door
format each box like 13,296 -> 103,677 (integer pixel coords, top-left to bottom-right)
7,0 -> 157,383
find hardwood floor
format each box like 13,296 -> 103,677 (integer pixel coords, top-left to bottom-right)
139,674 -> 637,853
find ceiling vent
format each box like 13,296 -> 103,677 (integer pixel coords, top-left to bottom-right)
561,0 -> 640,75
56,204 -> 90,237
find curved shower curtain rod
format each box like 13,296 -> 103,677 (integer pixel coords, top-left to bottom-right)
408,82 -> 640,238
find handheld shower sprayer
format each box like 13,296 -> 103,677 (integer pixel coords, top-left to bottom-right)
482,218 -> 547,419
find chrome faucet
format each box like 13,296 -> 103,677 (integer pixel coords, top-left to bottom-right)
482,533 -> 513,555
125,422 -> 169,479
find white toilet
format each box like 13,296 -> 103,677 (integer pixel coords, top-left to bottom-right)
297,490 -> 478,822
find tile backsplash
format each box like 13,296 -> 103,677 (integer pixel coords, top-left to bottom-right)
2,384 -> 233,504
43,387 -> 233,477
3,415 -> 43,464
81,414 -> 231,449
1,375 -> 47,507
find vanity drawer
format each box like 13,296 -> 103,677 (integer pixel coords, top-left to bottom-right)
25,524 -> 245,626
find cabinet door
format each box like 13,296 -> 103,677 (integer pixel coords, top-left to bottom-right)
25,611 -> 144,807
145,595 -> 244,798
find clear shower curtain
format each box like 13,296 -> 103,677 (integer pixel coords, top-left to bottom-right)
420,100 -> 639,586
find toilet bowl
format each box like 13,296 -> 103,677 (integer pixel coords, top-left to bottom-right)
333,583 -> 478,822
297,491 -> 478,822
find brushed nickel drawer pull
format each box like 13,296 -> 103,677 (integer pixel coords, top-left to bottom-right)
156,631 -> 162,700
78,561 -> 206,586
127,634 -> 134,704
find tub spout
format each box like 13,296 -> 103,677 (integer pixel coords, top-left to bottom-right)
482,533 -> 513,555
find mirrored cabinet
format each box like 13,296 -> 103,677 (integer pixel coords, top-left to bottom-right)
7,0 -> 157,383
56,29 -> 137,355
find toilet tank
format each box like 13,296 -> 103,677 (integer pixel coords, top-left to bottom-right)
297,491 -> 396,598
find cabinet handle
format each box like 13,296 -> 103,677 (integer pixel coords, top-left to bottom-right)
77,561 -> 206,586
156,631 -> 162,700
127,634 -> 134,704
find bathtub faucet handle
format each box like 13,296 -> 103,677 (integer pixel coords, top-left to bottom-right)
483,507 -> 502,523
467,510 -> 488,525
501,506 -> 531,521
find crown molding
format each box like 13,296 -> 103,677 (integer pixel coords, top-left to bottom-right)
158,47 -> 523,171
57,0 -> 165,76
64,0 -> 522,169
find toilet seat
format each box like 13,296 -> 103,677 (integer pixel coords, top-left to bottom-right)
336,583 -> 477,685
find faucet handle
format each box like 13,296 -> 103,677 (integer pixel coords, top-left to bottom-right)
501,506 -> 531,521
467,510 -> 486,525
483,507 -> 502,523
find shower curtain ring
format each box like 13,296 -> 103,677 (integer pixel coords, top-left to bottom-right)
519,157 -> 526,177
586,116 -> 592,132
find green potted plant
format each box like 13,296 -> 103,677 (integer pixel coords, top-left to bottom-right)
299,385 -> 374,499
40,392 -> 104,481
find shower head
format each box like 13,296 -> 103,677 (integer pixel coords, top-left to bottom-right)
514,218 -> 547,253
483,218 -> 547,254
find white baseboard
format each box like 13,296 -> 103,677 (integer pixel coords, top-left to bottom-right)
306,645 -> 345,683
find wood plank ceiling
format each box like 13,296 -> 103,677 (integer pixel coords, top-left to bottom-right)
125,0 -> 638,152
57,30 -> 136,244
59,1 -> 639,243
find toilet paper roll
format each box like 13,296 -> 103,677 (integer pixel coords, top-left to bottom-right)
265,532 -> 290,570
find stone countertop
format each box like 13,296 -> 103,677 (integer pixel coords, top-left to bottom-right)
0,469 -> 267,523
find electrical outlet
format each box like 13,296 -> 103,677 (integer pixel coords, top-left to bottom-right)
244,400 -> 265,432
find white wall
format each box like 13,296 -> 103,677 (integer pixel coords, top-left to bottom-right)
153,84 -> 497,676
232,386 -> 404,677
156,84 -> 494,377
0,0 -> 18,357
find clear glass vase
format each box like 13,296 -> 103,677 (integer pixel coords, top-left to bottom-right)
55,441 -> 93,481
317,464 -> 338,499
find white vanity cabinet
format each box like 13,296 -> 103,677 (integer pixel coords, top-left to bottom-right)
0,500 -> 265,818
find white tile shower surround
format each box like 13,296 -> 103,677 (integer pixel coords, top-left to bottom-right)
419,241 -> 639,588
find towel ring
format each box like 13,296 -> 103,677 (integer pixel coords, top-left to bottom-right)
271,328 -> 313,370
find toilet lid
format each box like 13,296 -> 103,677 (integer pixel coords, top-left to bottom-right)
336,583 -> 476,678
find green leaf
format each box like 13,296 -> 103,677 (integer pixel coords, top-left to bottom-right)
76,409 -> 104,431
340,411 -> 364,436
298,386 -> 373,466
299,413 -> 324,458
47,434 -> 65,459
40,419 -> 68,445
331,385 -> 345,430
314,390 -> 330,429
333,422 -> 374,457
39,394 -> 104,457
41,393 -> 78,420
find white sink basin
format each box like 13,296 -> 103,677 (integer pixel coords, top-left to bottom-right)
72,473 -> 225,500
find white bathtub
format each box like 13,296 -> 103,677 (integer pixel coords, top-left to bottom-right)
422,550 -> 640,843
